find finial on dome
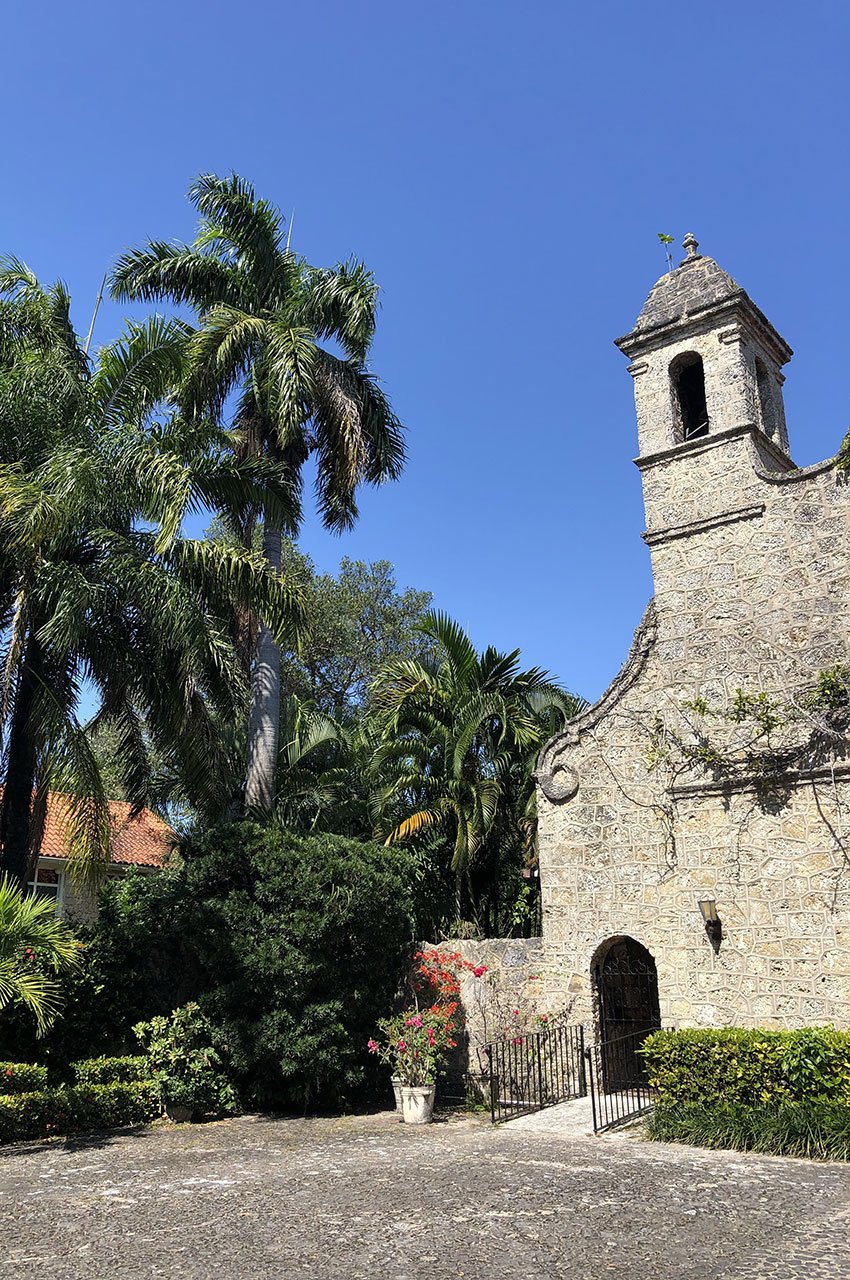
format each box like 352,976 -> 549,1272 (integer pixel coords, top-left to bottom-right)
682,232 -> 701,262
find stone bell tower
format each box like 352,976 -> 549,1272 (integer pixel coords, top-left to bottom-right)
614,234 -> 796,557
533,235 -> 850,1037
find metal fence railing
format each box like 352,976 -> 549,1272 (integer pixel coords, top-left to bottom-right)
484,1023 -> 586,1123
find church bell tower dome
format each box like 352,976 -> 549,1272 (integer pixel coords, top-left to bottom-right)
616,235 -> 793,462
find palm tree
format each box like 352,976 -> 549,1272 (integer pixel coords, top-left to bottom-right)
273,695 -> 373,838
0,261 -> 304,888
371,613 -> 586,928
110,173 -> 405,812
0,876 -> 81,1034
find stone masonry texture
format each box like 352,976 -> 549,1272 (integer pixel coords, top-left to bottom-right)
535,237 -> 850,1034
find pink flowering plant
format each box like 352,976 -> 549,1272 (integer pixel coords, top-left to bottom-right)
368,1006 -> 457,1086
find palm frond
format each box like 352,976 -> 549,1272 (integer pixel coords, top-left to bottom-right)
90,315 -> 191,427
299,259 -> 379,361
110,241 -> 246,310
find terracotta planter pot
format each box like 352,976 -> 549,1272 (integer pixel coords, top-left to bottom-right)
165,1103 -> 194,1123
390,1076 -> 404,1113
400,1084 -> 436,1125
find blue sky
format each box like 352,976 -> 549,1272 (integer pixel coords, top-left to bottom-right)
3,1 -> 848,702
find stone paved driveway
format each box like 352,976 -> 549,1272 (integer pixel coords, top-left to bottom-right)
1,1109 -> 849,1279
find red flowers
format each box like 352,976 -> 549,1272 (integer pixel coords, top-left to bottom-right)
370,951 -> 488,1089
412,949 -> 487,1003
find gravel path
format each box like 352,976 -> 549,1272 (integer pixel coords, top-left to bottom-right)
1,1109 -> 849,1279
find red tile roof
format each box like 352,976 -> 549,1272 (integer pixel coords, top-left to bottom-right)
36,794 -> 175,869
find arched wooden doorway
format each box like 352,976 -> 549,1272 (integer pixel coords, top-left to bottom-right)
592,936 -> 661,1088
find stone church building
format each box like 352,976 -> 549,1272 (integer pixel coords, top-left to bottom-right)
535,234 -> 850,1041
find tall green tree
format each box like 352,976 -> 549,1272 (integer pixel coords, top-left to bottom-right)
279,554 -> 432,717
371,612 -> 586,929
111,173 -> 405,813
0,261 -> 303,887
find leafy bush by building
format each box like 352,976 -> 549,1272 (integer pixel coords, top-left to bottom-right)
641,1026 -> 850,1107
642,1027 -> 850,1160
134,1004 -> 237,1115
0,827 -> 416,1110
647,1101 -> 850,1162
0,866 -> 188,1073
72,1056 -> 148,1086
0,1062 -> 48,1094
0,1081 -> 159,1143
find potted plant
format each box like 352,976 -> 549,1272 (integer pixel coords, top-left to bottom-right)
369,1005 -> 458,1124
134,1004 -> 238,1123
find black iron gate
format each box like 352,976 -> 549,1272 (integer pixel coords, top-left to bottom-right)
484,1023 -> 586,1123
585,1028 -> 658,1132
594,941 -> 661,1045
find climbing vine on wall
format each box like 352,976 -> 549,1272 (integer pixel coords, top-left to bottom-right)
646,664 -> 850,803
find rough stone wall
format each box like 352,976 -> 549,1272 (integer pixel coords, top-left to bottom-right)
536,426 -> 850,1035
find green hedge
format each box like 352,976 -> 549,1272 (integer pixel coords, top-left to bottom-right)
0,1081 -> 159,1143
641,1027 -> 850,1107
0,1063 -> 48,1095
648,1101 -> 850,1161
72,1056 -> 148,1086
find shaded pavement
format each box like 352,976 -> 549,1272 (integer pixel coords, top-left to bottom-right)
1,1108 -> 849,1279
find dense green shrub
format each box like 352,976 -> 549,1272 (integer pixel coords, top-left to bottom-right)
0,826 -> 416,1111
0,1063 -> 48,1094
176,825 -> 416,1109
0,866 -> 190,1073
134,1004 -> 237,1115
72,1056 -> 148,1086
647,1101 -> 850,1162
0,1081 -> 159,1143
642,1026 -> 850,1107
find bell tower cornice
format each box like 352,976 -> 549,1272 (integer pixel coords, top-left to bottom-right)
616,291 -> 793,369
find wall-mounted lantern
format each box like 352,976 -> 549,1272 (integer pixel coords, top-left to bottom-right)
697,898 -> 722,952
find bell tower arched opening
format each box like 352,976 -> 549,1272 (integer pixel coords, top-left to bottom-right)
671,352 -> 709,441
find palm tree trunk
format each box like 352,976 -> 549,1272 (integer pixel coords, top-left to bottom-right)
245,524 -> 282,812
0,645 -> 40,890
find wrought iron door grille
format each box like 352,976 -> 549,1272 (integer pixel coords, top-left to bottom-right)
594,951 -> 661,1044
484,1023 -> 586,1123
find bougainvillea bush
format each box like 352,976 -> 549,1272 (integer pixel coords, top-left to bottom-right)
369,949 -> 486,1086
369,1006 -> 458,1085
